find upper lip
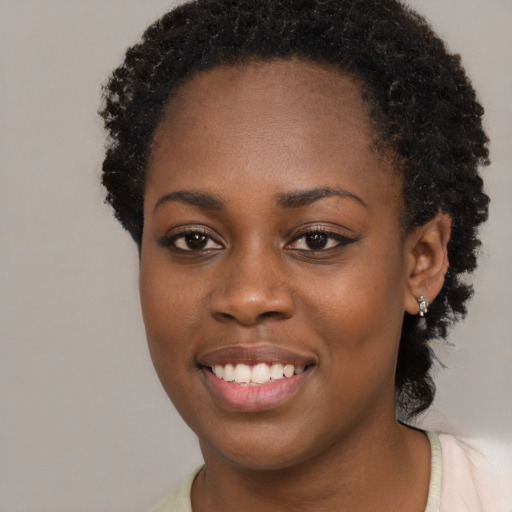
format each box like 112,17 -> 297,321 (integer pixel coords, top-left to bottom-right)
197,343 -> 316,368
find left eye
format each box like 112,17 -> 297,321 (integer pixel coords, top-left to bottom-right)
287,231 -> 349,251
169,231 -> 223,251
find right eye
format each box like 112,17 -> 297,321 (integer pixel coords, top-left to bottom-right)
159,229 -> 223,252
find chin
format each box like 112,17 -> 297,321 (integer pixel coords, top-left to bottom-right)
209,444 -> 313,472
198,419 -> 336,472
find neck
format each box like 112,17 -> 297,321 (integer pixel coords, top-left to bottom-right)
193,419 -> 431,512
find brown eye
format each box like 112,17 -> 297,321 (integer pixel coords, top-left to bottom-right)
159,229 -> 223,252
287,230 -> 353,251
181,233 -> 209,250
304,232 -> 329,250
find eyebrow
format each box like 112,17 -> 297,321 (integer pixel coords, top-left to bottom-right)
153,185 -> 366,214
153,190 -> 225,214
277,187 -> 367,209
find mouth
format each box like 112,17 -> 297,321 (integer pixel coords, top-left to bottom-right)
197,344 -> 316,411
206,362 -> 309,385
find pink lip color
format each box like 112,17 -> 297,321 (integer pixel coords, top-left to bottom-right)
201,366 -> 312,412
197,343 -> 316,411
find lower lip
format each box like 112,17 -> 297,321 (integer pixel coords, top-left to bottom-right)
201,367 -> 311,412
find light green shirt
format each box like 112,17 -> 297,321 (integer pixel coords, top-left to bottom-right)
153,431 -> 443,512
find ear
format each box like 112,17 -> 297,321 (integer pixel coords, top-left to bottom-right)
403,212 -> 452,315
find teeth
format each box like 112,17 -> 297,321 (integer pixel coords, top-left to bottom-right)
211,362 -> 307,385
283,364 -> 294,378
213,365 -> 224,379
251,363 -> 271,384
269,363 -> 284,380
223,364 -> 235,382
234,364 -> 251,383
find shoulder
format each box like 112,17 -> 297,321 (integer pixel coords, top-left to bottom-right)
151,468 -> 201,512
438,433 -> 512,512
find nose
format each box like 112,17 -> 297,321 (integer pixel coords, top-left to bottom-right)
209,247 -> 295,326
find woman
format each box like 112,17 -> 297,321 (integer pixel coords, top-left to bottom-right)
99,0 -> 500,510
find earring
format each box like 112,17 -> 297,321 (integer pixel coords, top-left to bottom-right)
417,296 -> 428,317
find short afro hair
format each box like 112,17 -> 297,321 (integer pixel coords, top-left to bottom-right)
100,0 -> 489,419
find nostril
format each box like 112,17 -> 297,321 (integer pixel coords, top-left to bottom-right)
259,311 -> 283,319
217,312 -> 237,321
213,309 -> 288,325
209,285 -> 295,325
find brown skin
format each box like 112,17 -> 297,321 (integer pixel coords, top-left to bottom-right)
140,59 -> 451,511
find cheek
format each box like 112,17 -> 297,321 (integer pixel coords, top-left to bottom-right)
139,254 -> 204,380
140,281 -> 203,427
296,244 -> 406,370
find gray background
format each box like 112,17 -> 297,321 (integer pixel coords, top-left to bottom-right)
1,1 -> 511,510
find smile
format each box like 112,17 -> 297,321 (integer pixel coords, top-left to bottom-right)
198,344 -> 316,411
210,363 -> 306,385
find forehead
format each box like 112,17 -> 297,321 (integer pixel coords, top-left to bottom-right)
147,59 -> 399,209
160,58 -> 371,128
151,59 -> 375,161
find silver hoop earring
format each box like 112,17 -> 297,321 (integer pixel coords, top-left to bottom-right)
417,296 -> 428,317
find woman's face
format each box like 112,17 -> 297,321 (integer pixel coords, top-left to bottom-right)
140,60 -> 409,470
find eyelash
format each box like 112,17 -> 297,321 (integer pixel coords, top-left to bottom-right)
158,226 -> 358,253
158,228 -> 223,252
287,228 -> 357,252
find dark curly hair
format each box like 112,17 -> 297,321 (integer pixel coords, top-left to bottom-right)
99,0 -> 489,419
